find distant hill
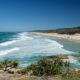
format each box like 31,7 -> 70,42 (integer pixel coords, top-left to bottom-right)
33,26 -> 80,34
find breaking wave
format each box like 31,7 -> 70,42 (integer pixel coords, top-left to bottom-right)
45,39 -> 63,48
0,32 -> 33,46
0,48 -> 19,56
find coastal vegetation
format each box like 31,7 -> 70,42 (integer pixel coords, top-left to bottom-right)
0,59 -> 19,73
20,57 -> 70,76
46,54 -> 80,59
33,27 -> 80,34
0,54 -> 80,80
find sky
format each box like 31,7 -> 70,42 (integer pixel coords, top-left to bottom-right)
0,0 -> 80,31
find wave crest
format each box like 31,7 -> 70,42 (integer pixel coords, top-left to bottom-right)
0,32 -> 33,46
0,48 -> 19,56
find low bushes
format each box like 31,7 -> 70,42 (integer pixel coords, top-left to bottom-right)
0,59 -> 19,71
21,57 -> 70,76
34,27 -> 80,35
0,56 -> 70,76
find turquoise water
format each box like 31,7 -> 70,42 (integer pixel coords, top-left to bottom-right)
0,32 -> 80,67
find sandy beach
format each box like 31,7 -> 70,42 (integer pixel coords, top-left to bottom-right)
33,32 -> 80,41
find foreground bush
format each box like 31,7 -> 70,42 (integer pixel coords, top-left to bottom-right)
0,59 -> 19,71
22,57 -> 70,76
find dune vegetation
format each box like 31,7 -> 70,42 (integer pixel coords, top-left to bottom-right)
33,27 -> 80,35
0,54 -> 80,80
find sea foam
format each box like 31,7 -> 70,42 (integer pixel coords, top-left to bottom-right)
0,32 -> 33,46
0,48 -> 19,56
17,32 -> 34,40
45,39 -> 63,48
0,40 -> 17,46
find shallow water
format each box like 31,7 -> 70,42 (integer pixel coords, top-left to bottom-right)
53,38 -> 80,53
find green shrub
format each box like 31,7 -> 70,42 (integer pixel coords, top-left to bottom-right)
0,59 -> 19,71
23,57 -> 70,76
46,54 -> 68,59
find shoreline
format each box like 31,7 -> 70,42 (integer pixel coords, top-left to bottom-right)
33,32 -> 80,41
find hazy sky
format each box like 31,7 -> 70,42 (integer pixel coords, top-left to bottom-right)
0,0 -> 80,31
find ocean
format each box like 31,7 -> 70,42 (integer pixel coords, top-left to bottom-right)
0,32 -> 80,67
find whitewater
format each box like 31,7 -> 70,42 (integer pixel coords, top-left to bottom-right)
0,32 -> 78,67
